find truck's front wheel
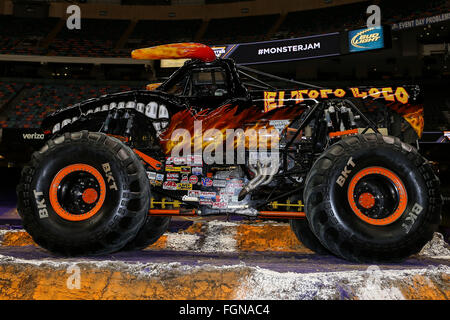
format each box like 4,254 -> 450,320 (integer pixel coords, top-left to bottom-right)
17,131 -> 149,256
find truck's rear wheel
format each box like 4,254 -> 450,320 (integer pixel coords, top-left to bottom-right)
123,191 -> 171,251
288,196 -> 329,255
123,215 -> 171,251
305,134 -> 442,262
289,219 -> 330,255
17,131 -> 149,256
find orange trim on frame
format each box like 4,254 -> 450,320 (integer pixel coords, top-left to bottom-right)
134,149 -> 162,171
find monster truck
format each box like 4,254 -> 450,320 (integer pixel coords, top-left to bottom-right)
13,43 -> 441,262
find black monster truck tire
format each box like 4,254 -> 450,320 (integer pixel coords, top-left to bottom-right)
289,219 -> 330,255
16,131 -> 149,256
123,152 -> 171,251
123,195 -> 171,250
304,134 -> 441,262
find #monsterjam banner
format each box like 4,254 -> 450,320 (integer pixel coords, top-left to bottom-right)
212,32 -> 341,65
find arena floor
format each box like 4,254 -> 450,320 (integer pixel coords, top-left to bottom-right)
0,207 -> 449,300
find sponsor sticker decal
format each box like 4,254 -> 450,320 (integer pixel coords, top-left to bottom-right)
166,156 -> 187,166
188,190 -> 201,197
201,177 -> 213,187
199,191 -> 216,200
151,180 -> 162,187
182,195 -> 198,202
227,179 -> 244,188
189,175 -> 199,184
212,202 -> 227,209
174,157 -> 187,165
182,154 -> 203,166
166,173 -> 179,181
213,179 -> 227,187
163,181 -> 177,190
220,191 -> 235,197
177,183 -> 193,191
166,165 -> 182,172
181,166 -> 191,173
147,171 -> 156,180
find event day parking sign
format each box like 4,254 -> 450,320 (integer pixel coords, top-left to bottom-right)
348,26 -> 385,52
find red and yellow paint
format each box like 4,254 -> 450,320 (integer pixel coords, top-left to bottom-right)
132,43 -> 216,62
159,104 -> 304,154
146,83 -> 162,91
389,103 -> 424,138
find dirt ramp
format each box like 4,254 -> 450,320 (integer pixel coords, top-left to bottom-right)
0,259 -> 251,300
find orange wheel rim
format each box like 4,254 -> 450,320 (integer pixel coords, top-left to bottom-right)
49,164 -> 106,221
347,167 -> 407,226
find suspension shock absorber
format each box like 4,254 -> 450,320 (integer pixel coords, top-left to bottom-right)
324,108 -> 333,129
124,112 -> 134,139
339,103 -> 351,131
328,104 -> 340,132
313,116 -> 328,152
346,103 -> 357,129
102,111 -> 113,133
